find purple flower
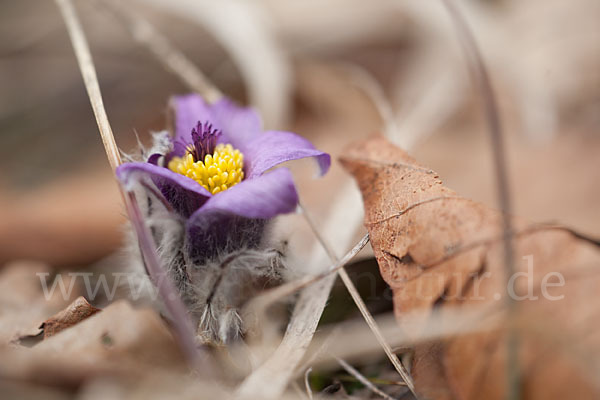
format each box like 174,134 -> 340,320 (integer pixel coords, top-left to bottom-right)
116,94 -> 330,263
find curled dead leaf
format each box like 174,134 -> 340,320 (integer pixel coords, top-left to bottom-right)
340,135 -> 600,400
41,296 -> 101,339
0,300 -> 189,393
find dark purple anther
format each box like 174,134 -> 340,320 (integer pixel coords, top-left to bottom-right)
188,121 -> 222,162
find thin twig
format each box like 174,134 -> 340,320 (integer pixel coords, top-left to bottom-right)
295,325 -> 344,379
100,0 -> 223,103
54,0 -> 204,371
298,203 -> 418,398
336,357 -> 398,400
306,303 -> 503,369
439,1 -> 519,399
238,184 -> 365,399
243,233 -> 370,328
139,0 -> 292,129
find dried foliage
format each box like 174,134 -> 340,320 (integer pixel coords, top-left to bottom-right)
341,135 -> 600,399
1,0 -> 599,399
41,296 -> 101,339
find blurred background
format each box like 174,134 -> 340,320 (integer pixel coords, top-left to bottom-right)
0,0 -> 598,284
0,1 -> 599,398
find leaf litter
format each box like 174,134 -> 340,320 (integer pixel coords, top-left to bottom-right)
341,134 -> 600,400
1,1 -> 599,399
40,296 -> 101,339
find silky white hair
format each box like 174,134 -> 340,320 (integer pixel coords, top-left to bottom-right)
120,131 -> 289,344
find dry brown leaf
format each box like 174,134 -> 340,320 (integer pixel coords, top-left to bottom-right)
32,300 -> 186,370
0,261 -> 84,345
40,296 -> 101,339
0,300 -> 189,393
340,135 -> 600,400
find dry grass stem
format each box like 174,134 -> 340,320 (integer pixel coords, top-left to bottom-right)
54,0 -> 203,371
101,0 -> 223,103
243,233 -> 370,330
54,0 -> 121,172
338,63 -> 399,143
295,326 -> 344,380
335,357 -> 398,400
238,273 -> 339,399
304,367 -> 314,400
238,184 -> 365,399
139,0 -> 292,128
309,303 -> 503,368
440,1 -> 519,398
299,204 -> 418,397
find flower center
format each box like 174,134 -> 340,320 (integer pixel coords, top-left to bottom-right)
168,121 -> 244,194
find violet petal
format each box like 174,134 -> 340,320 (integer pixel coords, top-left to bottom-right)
171,94 -> 215,157
187,167 -> 298,222
209,98 -> 262,151
116,162 -> 211,217
172,95 -> 262,155
244,130 -> 331,178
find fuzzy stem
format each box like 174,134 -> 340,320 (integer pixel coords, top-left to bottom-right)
124,191 -> 204,369
55,0 -> 204,372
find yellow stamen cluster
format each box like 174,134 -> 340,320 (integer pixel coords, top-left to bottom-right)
168,144 -> 244,195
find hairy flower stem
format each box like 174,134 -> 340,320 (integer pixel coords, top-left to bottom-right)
124,191 -> 205,370
55,0 -> 205,372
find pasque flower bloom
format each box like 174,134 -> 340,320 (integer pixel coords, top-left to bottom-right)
117,94 -> 329,261
116,95 -> 330,343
